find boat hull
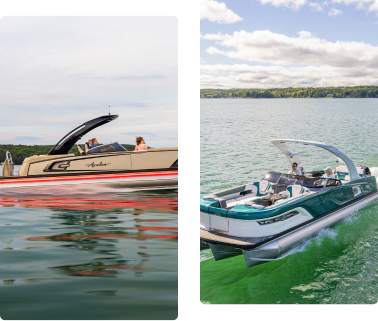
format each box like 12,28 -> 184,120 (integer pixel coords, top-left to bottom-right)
0,169 -> 178,190
201,190 -> 378,267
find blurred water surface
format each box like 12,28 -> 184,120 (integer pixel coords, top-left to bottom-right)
200,98 -> 378,304
0,173 -> 177,319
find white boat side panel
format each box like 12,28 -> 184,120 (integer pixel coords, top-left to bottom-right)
200,213 -> 211,230
228,207 -> 313,237
210,215 -> 229,232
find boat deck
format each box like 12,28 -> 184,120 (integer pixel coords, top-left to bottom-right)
200,229 -> 274,250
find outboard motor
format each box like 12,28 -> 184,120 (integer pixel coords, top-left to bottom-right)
1,151 -> 14,177
369,167 -> 378,184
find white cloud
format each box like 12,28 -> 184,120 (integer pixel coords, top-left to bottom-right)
331,0 -> 378,13
200,63 -> 378,88
201,32 -> 227,41
332,0 -> 371,8
255,0 -> 378,13
202,30 -> 378,68
200,0 -> 243,24
0,17 -> 178,147
370,0 -> 378,12
256,0 -> 308,10
308,2 -> 325,11
328,7 -> 343,14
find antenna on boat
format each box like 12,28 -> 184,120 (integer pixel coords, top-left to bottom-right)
109,104 -> 110,115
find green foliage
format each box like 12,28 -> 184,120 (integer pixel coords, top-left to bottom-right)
200,86 -> 378,99
0,144 -> 137,165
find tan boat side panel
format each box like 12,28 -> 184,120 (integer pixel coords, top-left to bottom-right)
22,149 -> 178,176
28,154 -> 132,175
147,147 -> 178,151
19,154 -> 75,176
130,150 -> 178,170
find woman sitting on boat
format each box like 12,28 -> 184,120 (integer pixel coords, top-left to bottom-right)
135,136 -> 148,151
315,167 -> 336,186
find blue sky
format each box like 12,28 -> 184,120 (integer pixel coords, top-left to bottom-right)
0,17 -> 177,147
201,0 -> 378,88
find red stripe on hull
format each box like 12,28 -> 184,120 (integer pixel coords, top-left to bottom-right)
0,170 -> 178,185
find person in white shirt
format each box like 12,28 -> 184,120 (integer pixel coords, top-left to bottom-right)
288,162 -> 301,175
315,167 -> 336,186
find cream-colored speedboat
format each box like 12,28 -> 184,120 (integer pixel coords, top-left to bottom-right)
0,115 -> 178,190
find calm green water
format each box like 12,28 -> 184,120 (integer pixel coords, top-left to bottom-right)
0,181 -> 177,319
200,98 -> 378,304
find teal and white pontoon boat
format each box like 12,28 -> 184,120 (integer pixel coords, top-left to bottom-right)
200,139 -> 378,268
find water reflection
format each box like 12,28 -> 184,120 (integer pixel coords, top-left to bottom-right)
0,193 -> 178,278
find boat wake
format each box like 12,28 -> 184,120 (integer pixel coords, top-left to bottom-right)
200,249 -> 214,262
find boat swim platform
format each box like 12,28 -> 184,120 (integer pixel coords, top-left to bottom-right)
200,228 -> 273,250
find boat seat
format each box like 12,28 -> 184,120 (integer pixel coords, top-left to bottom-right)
251,180 -> 271,196
336,164 -> 364,180
227,196 -> 260,208
226,181 -> 270,208
286,185 -> 306,198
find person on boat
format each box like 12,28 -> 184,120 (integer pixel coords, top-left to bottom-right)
288,162 -> 301,175
90,138 -> 99,149
315,167 -> 335,186
135,136 -> 148,151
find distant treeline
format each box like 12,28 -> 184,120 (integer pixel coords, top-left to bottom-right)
200,86 -> 378,99
0,144 -> 136,165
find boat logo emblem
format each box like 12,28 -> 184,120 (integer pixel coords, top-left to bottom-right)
57,161 -> 71,171
85,161 -> 111,168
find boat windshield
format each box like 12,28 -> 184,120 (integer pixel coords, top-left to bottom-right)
294,175 -> 318,188
277,174 -> 297,186
262,171 -> 283,183
87,142 -> 126,154
290,175 -> 342,188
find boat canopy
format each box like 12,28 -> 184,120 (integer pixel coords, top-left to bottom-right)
48,115 -> 118,155
271,139 -> 359,181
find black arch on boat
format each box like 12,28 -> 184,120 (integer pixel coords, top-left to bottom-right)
48,115 -> 119,155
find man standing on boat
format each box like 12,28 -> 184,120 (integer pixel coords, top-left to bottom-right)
288,163 -> 301,175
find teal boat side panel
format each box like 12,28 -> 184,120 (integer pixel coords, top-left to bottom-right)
227,205 -> 284,220
318,186 -> 354,212
208,207 -> 228,217
227,193 -> 327,220
200,205 -> 209,214
345,176 -> 377,193
296,194 -> 327,217
200,198 -> 219,213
